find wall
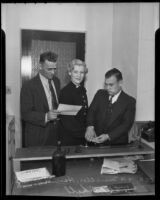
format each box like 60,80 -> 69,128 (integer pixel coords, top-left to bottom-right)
5,5 -> 21,149
3,3 -> 87,148
1,4 -> 7,31
85,3 -> 113,103
112,3 -> 158,121
18,3 -> 86,32
3,3 -> 158,148
112,3 -> 140,98
136,3 -> 159,121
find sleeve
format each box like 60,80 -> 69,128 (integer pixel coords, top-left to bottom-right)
108,98 -> 136,142
59,87 -> 73,105
59,88 -> 85,133
20,83 -> 46,127
86,90 -> 100,127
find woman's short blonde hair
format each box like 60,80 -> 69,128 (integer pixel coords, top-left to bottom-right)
68,59 -> 88,74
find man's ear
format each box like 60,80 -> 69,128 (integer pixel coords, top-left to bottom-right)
119,80 -> 123,87
68,72 -> 71,76
39,63 -> 42,70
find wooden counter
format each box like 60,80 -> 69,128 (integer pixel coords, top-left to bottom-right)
12,158 -> 155,196
14,142 -> 154,162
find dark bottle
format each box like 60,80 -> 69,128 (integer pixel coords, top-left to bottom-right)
52,141 -> 66,177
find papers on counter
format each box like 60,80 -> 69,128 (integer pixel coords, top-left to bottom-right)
57,104 -> 82,115
101,158 -> 137,174
92,185 -> 110,193
92,183 -> 135,194
15,168 -> 53,183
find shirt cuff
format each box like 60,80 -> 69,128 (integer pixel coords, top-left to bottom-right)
106,134 -> 111,141
87,126 -> 94,129
45,113 -> 48,123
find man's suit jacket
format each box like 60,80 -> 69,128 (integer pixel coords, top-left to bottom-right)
20,74 -> 60,147
87,90 -> 136,145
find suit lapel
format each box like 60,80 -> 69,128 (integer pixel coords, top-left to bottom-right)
35,74 -> 49,111
101,91 -> 111,130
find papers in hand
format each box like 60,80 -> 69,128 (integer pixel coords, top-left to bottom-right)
15,168 -> 53,183
57,104 -> 82,116
101,158 -> 137,174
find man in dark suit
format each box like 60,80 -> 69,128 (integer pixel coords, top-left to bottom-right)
20,51 -> 60,147
85,68 -> 136,145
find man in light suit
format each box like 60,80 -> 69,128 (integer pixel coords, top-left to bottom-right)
20,51 -> 60,147
85,68 -> 136,145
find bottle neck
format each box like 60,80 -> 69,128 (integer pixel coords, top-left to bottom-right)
57,141 -> 61,151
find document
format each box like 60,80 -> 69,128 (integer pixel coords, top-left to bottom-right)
57,104 -> 82,116
15,168 -> 53,183
92,185 -> 110,193
101,158 -> 137,174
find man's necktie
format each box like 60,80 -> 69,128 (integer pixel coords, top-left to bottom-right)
102,95 -> 113,133
48,79 -> 58,109
108,96 -> 113,114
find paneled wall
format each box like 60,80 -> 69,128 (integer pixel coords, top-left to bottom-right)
31,40 -> 76,88
6,115 -> 15,194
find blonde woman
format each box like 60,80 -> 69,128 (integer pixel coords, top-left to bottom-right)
58,59 -> 88,146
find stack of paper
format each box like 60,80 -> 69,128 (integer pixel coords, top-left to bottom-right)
15,168 -> 53,183
92,183 -> 135,194
101,158 -> 137,174
92,185 -> 110,193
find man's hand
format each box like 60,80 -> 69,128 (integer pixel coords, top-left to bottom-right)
85,126 -> 97,142
47,110 -> 60,121
93,134 -> 110,143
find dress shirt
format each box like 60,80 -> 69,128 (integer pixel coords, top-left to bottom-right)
39,73 -> 59,123
109,90 -> 122,104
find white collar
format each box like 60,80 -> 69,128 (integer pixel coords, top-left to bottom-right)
110,90 -> 122,103
71,81 -> 80,88
39,73 -> 50,85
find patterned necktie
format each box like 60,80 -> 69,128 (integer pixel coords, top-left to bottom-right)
108,95 -> 113,114
48,79 -> 58,109
102,95 -> 113,133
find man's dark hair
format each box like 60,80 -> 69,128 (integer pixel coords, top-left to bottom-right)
105,68 -> 123,81
39,51 -> 58,63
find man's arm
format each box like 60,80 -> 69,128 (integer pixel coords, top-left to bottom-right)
85,91 -> 101,141
107,98 -> 136,142
59,87 -> 85,133
86,91 -> 100,127
20,83 -> 46,127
